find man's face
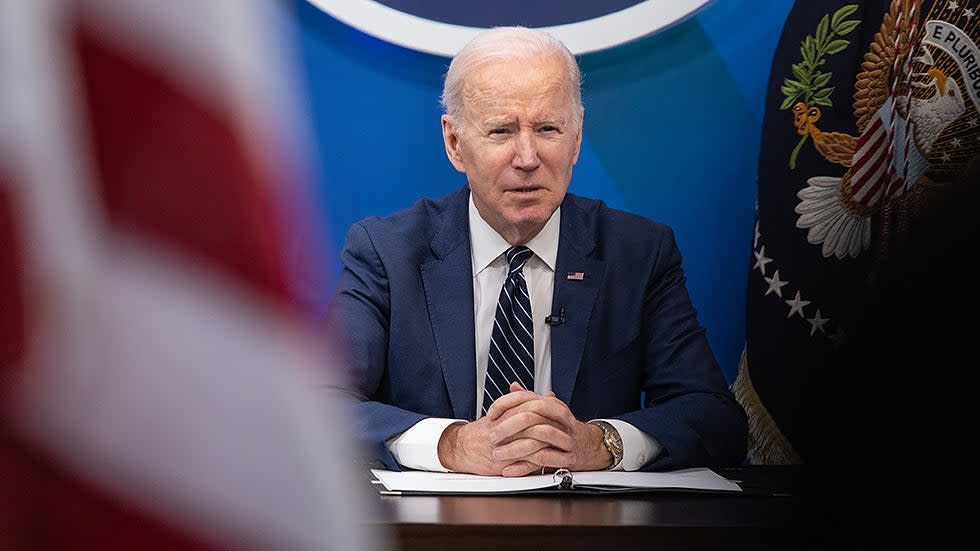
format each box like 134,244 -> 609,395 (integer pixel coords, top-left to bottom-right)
442,53 -> 582,244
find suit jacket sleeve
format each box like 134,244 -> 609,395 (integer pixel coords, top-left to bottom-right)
328,222 -> 427,470
616,226 -> 747,469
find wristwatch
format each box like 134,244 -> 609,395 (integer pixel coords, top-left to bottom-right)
592,420 -> 623,470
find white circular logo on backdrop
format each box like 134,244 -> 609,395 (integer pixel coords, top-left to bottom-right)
305,0 -> 714,57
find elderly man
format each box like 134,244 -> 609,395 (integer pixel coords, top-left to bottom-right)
329,26 -> 747,476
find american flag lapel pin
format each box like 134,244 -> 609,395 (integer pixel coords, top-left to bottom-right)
566,271 -> 585,281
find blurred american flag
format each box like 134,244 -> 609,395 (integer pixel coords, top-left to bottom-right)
0,0 -> 386,549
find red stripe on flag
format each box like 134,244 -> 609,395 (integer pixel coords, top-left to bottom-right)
850,119 -> 885,191
850,119 -> 884,179
851,154 -> 887,205
72,22 -> 293,306
0,177 -> 27,392
1,430 -> 226,551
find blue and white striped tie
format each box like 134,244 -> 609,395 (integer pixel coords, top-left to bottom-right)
482,246 -> 534,415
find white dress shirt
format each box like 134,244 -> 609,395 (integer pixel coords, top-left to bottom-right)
388,195 -> 661,471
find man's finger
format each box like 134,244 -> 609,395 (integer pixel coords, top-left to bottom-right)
500,460 -> 541,478
485,385 -> 541,420
491,436 -> 551,461
490,411 -> 569,445
489,398 -> 577,446
526,447 -> 577,471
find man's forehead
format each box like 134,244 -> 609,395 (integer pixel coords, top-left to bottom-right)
466,54 -> 566,87
462,79 -> 570,114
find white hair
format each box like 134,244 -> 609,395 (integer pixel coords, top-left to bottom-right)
440,26 -> 584,132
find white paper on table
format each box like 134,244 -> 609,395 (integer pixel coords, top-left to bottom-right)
370,467 -> 741,495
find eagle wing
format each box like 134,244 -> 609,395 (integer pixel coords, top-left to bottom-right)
813,131 -> 859,167
853,1 -> 903,131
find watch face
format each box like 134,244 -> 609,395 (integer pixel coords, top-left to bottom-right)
600,423 -> 623,456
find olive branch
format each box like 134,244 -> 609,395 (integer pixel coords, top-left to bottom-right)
782,4 -> 861,169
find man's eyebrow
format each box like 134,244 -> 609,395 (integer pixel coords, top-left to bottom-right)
534,115 -> 568,127
481,116 -> 515,126
476,113 -> 569,129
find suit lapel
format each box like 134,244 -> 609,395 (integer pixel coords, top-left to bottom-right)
550,197 -> 604,403
420,188 -> 477,420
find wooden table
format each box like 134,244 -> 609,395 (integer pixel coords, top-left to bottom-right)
367,466 -> 806,551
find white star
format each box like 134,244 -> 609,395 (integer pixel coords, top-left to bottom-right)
966,7 -> 975,19
948,1 -> 959,12
754,246 -> 773,275
764,270 -> 789,298
942,151 -> 952,162
951,137 -> 962,148
785,291 -> 811,318
807,309 -> 830,335
969,116 -> 979,127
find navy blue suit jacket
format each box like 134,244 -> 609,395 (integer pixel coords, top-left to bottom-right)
329,186 -> 747,470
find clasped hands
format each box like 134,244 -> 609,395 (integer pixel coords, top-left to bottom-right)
437,382 -> 611,477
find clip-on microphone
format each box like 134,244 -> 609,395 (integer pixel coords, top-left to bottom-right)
544,307 -> 566,326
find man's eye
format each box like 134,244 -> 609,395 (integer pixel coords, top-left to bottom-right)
489,128 -> 511,135
539,126 -> 559,134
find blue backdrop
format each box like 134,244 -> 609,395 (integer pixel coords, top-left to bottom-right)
291,0 -> 795,382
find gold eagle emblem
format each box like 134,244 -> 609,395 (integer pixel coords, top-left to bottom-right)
789,0 -> 978,259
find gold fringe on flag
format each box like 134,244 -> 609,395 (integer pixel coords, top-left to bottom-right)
732,348 -> 802,465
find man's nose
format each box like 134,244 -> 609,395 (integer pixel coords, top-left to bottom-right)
512,131 -> 540,170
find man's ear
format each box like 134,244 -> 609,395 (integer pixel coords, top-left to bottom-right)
442,115 -> 466,173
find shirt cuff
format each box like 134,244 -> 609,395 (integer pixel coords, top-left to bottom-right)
386,417 -> 465,472
596,418 -> 662,471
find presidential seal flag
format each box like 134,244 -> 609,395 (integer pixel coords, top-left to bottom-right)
735,0 -> 979,472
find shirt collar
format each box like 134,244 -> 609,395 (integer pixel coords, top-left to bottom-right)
469,192 -> 560,276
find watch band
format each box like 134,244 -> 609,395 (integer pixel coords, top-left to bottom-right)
592,420 -> 623,470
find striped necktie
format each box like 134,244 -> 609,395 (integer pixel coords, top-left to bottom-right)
482,246 -> 534,415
